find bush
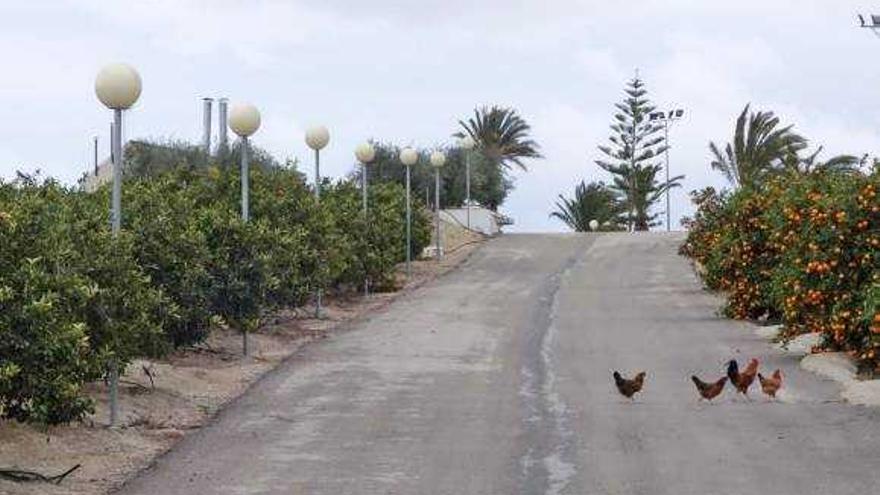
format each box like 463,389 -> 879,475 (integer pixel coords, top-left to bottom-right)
682,170 -> 880,372
0,160 -> 432,424
0,176 -> 167,424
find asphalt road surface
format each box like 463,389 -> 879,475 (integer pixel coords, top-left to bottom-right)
119,233 -> 880,495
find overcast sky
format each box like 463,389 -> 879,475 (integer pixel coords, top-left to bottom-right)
2,1 -> 880,231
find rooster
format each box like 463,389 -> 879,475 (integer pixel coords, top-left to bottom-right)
727,358 -> 759,398
691,375 -> 727,402
613,371 -> 646,400
758,369 -> 784,399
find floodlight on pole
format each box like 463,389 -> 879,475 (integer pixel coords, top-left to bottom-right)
400,147 -> 419,278
459,136 -> 476,229
649,108 -> 685,232
228,102 -> 261,356
306,125 -> 330,317
94,62 -> 142,427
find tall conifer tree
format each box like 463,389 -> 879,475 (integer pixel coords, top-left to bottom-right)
596,76 -> 683,230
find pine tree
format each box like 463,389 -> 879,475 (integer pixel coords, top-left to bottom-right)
596,76 -> 683,231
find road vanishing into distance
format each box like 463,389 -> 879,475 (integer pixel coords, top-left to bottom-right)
120,233 -> 880,495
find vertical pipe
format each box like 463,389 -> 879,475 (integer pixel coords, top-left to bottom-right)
202,98 -> 213,156
435,167 -> 441,260
314,148 -> 322,318
218,98 -> 229,154
406,164 -> 412,277
362,163 -> 369,296
665,121 -> 670,232
465,150 -> 471,229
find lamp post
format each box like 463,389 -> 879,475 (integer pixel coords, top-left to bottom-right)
649,108 -> 684,231
399,148 -> 419,277
228,102 -> 261,356
430,150 -> 446,260
94,62 -> 142,427
355,143 -> 376,296
459,136 -> 475,229
306,126 -> 330,317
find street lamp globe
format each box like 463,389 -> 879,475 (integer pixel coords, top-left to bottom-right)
306,125 -> 330,150
430,150 -> 446,167
400,147 -> 418,166
95,63 -> 142,110
355,143 -> 375,164
589,219 -> 599,231
459,136 -> 475,150
229,103 -> 261,137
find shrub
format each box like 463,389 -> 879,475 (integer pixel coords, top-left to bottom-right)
683,170 -> 880,372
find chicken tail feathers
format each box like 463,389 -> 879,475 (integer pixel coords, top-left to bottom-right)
726,359 -> 739,383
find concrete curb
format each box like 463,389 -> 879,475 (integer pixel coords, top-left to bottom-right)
751,322 -> 880,407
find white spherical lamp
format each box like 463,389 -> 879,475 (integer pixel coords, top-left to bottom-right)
305,125 -> 330,150
399,148 -> 418,166
229,103 -> 261,137
429,151 -> 446,168
589,219 -> 599,231
355,143 -> 375,164
459,136 -> 475,150
95,63 -> 142,110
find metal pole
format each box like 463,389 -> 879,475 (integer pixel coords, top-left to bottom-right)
314,148 -> 322,318
465,150 -> 471,229
664,120 -> 670,232
218,98 -> 229,155
434,167 -> 442,260
202,97 -> 213,155
109,108 -> 123,426
93,136 -> 99,176
405,164 -> 412,277
362,163 -> 369,297
241,136 -> 249,356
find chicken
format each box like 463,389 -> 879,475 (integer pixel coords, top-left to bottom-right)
691,375 -> 727,402
727,358 -> 759,397
613,371 -> 646,400
758,369 -> 784,399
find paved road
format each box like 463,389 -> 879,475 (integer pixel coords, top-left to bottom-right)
120,233 -> 880,495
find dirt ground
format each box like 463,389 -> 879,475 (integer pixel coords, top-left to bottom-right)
0,231 -> 487,495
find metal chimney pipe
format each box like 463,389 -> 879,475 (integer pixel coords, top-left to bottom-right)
202,97 -> 213,155
218,98 -> 229,154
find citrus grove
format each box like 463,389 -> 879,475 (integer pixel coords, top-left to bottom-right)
0,165 -> 431,425
681,169 -> 880,373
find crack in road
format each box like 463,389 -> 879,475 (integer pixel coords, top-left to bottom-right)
517,247 -> 585,495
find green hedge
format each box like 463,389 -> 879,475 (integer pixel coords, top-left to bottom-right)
0,166 -> 431,424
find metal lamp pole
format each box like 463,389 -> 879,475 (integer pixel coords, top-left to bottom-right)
430,151 -> 446,260
399,148 -> 419,277
650,108 -> 684,231
355,143 -> 376,296
95,62 -> 142,426
306,126 -> 330,317
459,137 -> 475,229
228,103 -> 262,355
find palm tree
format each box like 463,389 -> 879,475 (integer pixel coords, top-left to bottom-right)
781,146 -> 862,175
709,105 -> 807,188
455,106 -> 542,171
551,181 -> 626,231
607,164 -> 682,230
